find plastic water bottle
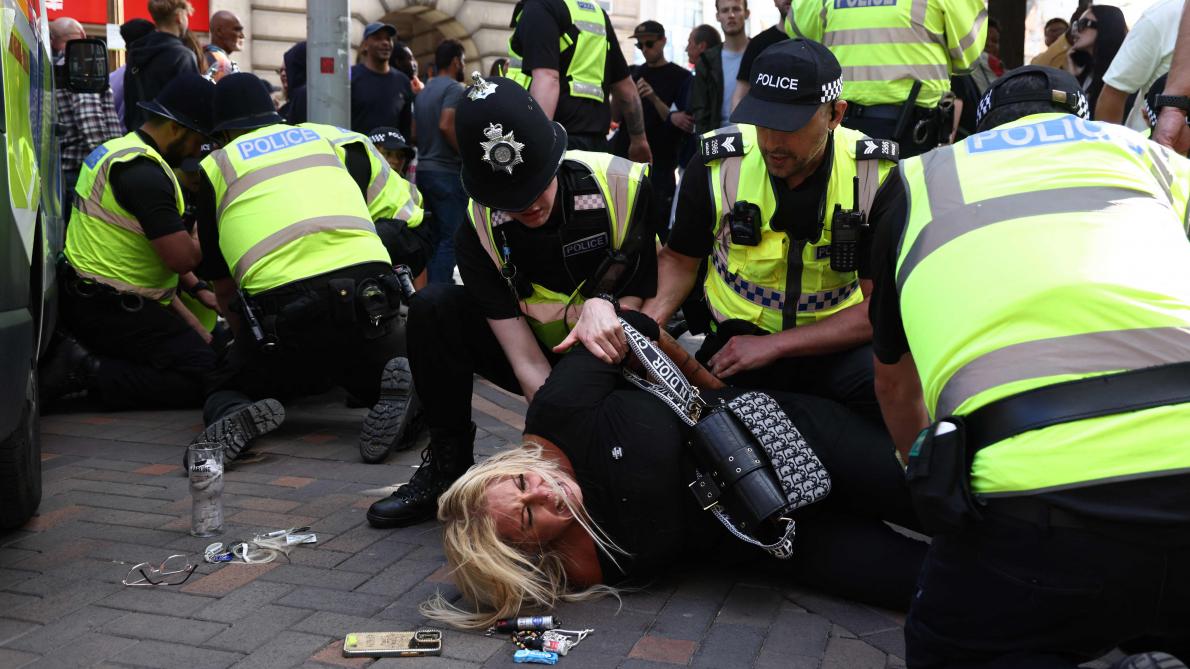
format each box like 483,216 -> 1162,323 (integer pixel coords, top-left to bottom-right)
188,444 -> 224,537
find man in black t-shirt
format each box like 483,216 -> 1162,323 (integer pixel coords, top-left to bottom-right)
350,23 -> 414,138
613,21 -> 691,225
366,75 -> 659,529
730,0 -> 791,109
509,0 -> 652,163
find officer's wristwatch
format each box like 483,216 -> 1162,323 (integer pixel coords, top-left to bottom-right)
186,280 -> 211,297
1156,94 -> 1190,114
592,292 -> 621,314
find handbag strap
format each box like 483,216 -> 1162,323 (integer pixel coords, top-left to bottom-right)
620,319 -> 707,426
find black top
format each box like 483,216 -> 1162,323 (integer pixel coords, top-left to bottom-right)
349,64 -> 414,138
123,31 -> 199,131
866,168 -> 1190,526
612,62 -> 690,176
525,313 -> 919,582
511,0 -> 630,137
737,25 -> 788,83
667,138 -> 871,277
453,161 -> 659,320
195,140 -> 372,280
107,130 -> 186,241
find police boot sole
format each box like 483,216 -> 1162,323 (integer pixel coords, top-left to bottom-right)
194,399 -> 285,462
359,357 -> 415,464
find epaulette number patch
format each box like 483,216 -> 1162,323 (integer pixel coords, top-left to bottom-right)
856,138 -> 900,161
702,132 -> 745,161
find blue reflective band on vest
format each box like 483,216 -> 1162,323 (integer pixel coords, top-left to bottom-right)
238,127 -> 322,160
967,117 -> 1146,156
834,0 -> 897,8
84,145 -> 109,169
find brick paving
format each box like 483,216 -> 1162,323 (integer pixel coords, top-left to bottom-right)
0,380 -> 1122,668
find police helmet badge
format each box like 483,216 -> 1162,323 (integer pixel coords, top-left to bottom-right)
467,72 -> 497,101
480,123 -> 525,174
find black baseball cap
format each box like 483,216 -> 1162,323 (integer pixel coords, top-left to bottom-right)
975,65 -> 1088,132
731,39 -> 843,133
632,21 -> 665,39
455,73 -> 567,212
362,22 -> 396,41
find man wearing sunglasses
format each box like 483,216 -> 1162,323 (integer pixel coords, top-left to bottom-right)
366,75 -> 660,529
613,21 -> 690,227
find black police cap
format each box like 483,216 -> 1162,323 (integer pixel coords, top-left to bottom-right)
211,72 -> 283,133
731,39 -> 843,133
455,73 -> 567,212
975,65 -> 1089,132
137,73 -> 216,137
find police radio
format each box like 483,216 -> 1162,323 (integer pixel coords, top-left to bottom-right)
830,176 -> 867,273
728,201 -> 763,247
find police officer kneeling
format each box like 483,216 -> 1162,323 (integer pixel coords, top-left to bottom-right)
191,73 -> 411,462
645,40 -> 895,423
366,74 -> 658,528
869,66 -> 1190,668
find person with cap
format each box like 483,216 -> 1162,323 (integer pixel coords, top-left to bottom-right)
506,0 -> 652,163
365,73 -> 660,528
643,39 -> 897,424
868,65 -> 1190,669
189,73 -> 414,465
784,0 -> 986,157
41,74 -> 218,410
351,22 -> 414,138
613,21 -> 691,225
370,126 -> 417,176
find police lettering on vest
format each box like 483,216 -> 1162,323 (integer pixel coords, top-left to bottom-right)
238,127 -> 321,160
562,231 -> 608,257
968,117 -> 1146,155
754,73 -> 799,91
834,0 -> 897,8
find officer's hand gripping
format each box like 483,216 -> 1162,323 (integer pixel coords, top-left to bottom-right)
552,297 -> 627,364
708,334 -> 781,379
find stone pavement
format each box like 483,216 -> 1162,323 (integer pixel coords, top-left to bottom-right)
0,381 -> 1120,669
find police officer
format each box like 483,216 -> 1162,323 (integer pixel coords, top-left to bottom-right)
190,73 -> 412,464
42,74 -> 218,410
507,0 -> 652,163
644,40 -> 896,423
365,74 -> 659,528
785,0 -> 986,157
869,66 -> 1190,667
368,126 -> 416,176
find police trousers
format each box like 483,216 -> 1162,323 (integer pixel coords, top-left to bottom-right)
203,264 -> 402,425
60,280 -> 215,410
406,284 -> 557,435
906,504 -> 1190,668
696,327 -> 881,425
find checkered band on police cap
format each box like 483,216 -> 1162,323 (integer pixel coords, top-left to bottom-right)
975,66 -> 1090,128
820,77 -> 843,104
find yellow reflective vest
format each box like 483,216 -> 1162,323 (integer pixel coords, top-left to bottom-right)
65,132 -> 184,303
702,124 -> 893,333
299,122 -> 425,227
200,124 -> 390,295
508,0 -> 609,102
785,0 -> 987,108
897,113 -> 1190,495
468,151 -> 648,347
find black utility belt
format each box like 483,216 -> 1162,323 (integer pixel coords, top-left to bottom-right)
844,102 -> 936,121
905,360 -> 1190,536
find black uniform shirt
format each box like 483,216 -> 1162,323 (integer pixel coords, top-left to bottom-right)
667,138 -> 871,277
511,0 -> 630,137
195,139 -> 372,281
106,130 -> 186,240
454,161 -> 659,320
867,167 -> 1190,527
736,25 -> 788,84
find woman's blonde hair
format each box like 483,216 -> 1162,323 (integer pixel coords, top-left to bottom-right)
420,444 -> 626,629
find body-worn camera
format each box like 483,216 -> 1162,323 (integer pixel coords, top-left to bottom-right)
728,201 -> 763,247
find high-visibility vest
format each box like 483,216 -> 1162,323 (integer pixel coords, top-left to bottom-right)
702,124 -> 893,333
784,0 -> 987,108
507,0 -> 609,102
200,124 -> 390,295
897,113 -> 1190,495
65,132 -> 184,303
300,122 -> 424,227
468,151 -> 647,347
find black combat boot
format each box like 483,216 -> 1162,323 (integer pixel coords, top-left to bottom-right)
366,422 -> 476,528
39,334 -> 99,403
